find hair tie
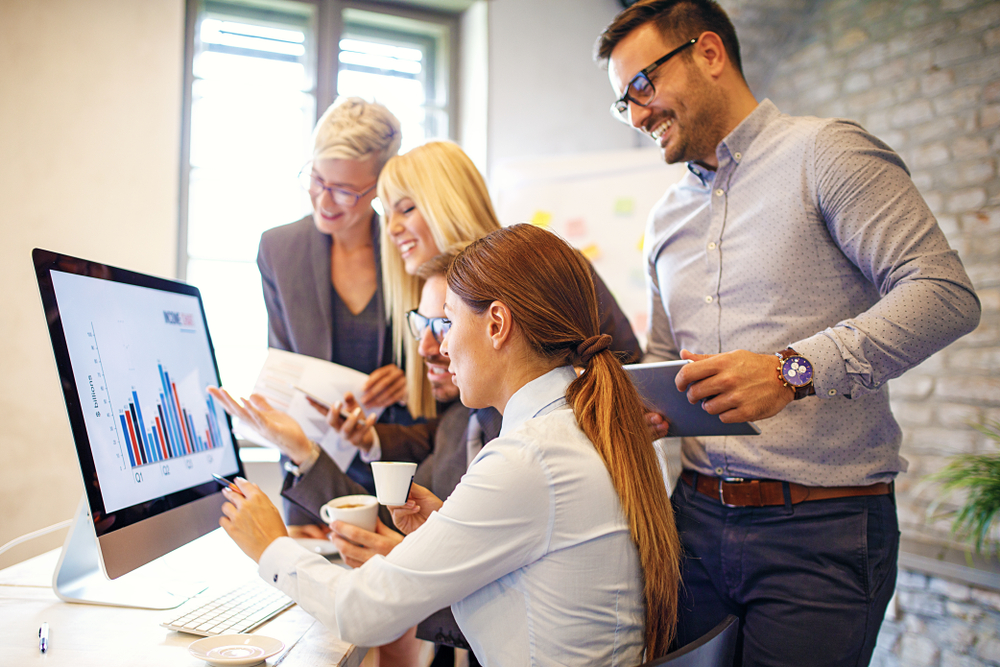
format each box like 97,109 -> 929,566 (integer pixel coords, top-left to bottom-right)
576,334 -> 612,365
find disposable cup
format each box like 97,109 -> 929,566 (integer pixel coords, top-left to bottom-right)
370,462 -> 418,506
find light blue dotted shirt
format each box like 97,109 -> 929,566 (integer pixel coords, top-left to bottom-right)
644,100 -> 981,486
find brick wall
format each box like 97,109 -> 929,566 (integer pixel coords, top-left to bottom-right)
875,570 -> 1000,666
760,0 -> 1000,547
752,0 -> 1000,662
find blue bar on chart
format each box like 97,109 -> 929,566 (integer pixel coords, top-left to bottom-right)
118,362 -> 222,468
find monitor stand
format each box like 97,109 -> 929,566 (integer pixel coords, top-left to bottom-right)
52,497 -> 190,609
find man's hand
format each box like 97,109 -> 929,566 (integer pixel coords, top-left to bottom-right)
645,411 -> 671,439
208,387 -> 315,464
389,483 -> 443,535
329,519 -> 404,568
318,392 -> 377,452
219,478 -> 289,563
675,349 -> 794,423
361,364 -> 407,408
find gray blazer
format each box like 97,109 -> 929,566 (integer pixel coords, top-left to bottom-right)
257,213 -> 389,364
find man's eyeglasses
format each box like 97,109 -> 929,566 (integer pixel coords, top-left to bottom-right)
298,166 -> 377,208
406,310 -> 451,343
611,37 -> 698,124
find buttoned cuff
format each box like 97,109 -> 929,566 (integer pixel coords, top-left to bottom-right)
359,430 -> 382,463
258,535 -> 327,595
791,332 -> 851,399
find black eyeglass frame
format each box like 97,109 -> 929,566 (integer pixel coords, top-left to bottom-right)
298,165 -> 378,208
611,37 -> 699,122
406,309 -> 451,343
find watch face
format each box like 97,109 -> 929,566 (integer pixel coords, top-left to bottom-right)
781,356 -> 813,387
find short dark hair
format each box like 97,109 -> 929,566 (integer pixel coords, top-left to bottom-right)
415,251 -> 458,281
595,0 -> 744,80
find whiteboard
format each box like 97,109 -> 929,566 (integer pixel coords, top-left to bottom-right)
492,148 -> 687,349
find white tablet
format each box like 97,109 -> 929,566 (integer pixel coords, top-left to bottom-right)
624,360 -> 761,437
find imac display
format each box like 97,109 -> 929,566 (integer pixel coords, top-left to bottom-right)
33,248 -> 244,608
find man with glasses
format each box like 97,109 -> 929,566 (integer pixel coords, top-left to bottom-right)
597,1 -> 980,665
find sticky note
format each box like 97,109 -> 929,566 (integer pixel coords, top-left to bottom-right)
614,197 -> 634,215
565,217 -> 587,237
581,244 -> 601,261
530,210 -> 552,228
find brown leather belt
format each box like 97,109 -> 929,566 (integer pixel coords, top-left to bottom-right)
680,470 -> 892,508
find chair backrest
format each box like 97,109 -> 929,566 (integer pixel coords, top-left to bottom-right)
642,615 -> 738,667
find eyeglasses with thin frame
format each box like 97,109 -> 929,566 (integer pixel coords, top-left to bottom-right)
406,309 -> 452,343
611,37 -> 698,124
298,165 -> 377,208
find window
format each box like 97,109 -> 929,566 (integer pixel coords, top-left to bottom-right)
179,0 -> 458,395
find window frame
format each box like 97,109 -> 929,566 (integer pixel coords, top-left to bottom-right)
177,0 -> 460,280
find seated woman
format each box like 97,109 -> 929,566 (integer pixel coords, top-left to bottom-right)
219,223 -> 681,665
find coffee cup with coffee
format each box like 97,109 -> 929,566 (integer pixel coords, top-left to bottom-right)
370,461 -> 418,506
319,494 -> 379,532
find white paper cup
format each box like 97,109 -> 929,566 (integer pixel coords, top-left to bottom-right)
371,462 -> 418,506
319,494 -> 379,532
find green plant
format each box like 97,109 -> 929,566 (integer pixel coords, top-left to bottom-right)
927,420 -> 1000,555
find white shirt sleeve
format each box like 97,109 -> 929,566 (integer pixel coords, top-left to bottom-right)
258,434 -> 553,648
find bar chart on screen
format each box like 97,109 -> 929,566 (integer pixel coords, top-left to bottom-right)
115,361 -> 225,470
52,270 -> 238,514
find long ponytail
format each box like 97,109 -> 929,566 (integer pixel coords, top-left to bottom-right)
567,346 -> 680,657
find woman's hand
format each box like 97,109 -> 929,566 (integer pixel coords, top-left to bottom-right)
313,392 -> 377,452
360,364 -> 407,408
208,387 -> 315,464
219,478 -> 289,563
329,518 -> 404,568
389,483 -> 443,535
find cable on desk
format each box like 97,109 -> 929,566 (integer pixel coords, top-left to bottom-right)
0,519 -> 72,558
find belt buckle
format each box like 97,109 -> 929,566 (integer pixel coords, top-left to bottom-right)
718,477 -> 746,508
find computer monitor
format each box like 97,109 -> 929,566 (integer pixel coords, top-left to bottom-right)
33,248 -> 243,609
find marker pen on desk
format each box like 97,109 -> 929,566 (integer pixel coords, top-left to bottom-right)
39,622 -> 48,653
212,473 -> 246,498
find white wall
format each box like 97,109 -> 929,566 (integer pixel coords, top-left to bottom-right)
486,0 -> 640,176
0,0 -> 185,568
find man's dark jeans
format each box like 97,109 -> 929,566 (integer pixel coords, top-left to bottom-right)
672,475 -> 899,667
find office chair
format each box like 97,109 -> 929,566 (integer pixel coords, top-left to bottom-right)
642,614 -> 739,667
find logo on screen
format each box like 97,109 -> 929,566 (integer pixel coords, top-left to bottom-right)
163,311 -> 195,327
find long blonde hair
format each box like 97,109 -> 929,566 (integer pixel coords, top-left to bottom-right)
446,224 -> 681,659
377,141 -> 501,418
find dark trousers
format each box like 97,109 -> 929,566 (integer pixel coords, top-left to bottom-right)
672,476 -> 899,667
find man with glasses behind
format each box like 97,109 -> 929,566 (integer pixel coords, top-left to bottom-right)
596,1 -> 980,665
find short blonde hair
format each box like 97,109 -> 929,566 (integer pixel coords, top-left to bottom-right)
377,141 -> 501,419
312,97 -> 402,172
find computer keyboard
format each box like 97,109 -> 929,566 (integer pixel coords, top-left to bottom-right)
160,577 -> 295,636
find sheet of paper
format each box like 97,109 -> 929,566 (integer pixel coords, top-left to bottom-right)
234,348 -> 384,472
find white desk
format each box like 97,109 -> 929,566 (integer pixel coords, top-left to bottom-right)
0,530 -> 366,666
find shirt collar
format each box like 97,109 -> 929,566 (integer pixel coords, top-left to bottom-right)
685,99 -> 780,182
499,366 -> 576,437
717,99 -> 780,167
